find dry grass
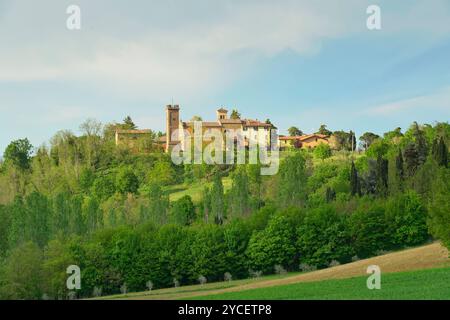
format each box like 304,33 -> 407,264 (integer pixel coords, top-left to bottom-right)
107,242 -> 449,300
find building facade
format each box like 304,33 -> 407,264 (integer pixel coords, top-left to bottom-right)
165,105 -> 277,152
278,134 -> 330,150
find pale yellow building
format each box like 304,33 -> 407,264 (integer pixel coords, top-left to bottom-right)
165,105 -> 277,152
278,134 -> 330,150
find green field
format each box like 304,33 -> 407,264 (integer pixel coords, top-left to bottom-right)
166,177 -> 232,203
194,267 -> 450,300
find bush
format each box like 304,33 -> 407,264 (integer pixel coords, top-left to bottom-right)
385,191 -> 429,248
246,214 -> 297,273
297,205 -> 354,268
349,200 -> 389,258
313,143 -> 332,160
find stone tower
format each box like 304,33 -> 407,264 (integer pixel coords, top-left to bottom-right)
166,104 -> 180,152
216,107 -> 228,120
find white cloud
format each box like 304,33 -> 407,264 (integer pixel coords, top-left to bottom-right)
0,0 -> 449,101
365,86 -> 450,116
0,0 -> 361,98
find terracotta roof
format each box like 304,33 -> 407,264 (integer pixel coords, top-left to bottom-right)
243,119 -> 273,127
217,108 -> 228,112
279,134 -> 329,141
184,121 -> 222,127
116,129 -> 152,134
219,119 -> 243,124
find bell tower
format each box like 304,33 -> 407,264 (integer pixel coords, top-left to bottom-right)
166,104 -> 180,152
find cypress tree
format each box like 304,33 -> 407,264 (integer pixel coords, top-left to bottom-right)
325,187 -> 336,202
210,173 -> 225,225
350,161 -> 359,196
404,142 -> 419,177
376,155 -> 389,197
412,122 -> 428,165
394,148 -> 404,192
434,137 -> 448,168
228,166 -> 250,217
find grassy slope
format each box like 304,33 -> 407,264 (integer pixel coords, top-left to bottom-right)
166,177 -> 232,203
196,267 -> 450,300
104,242 -> 449,300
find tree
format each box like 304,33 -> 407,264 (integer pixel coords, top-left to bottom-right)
83,196 -> 102,233
7,197 -> 27,248
390,148 -> 404,193
404,142 -> 419,177
91,174 -> 116,201
79,118 -> 102,137
200,187 -> 212,223
385,191 -> 428,247
4,138 -> 33,171
427,169 -> 450,248
189,225 -> 228,282
116,167 -> 139,194
395,149 -> 404,182
122,116 -> 137,130
376,155 -> 388,197
297,205 -> 353,267
170,195 -> 196,226
79,119 -> 103,167
383,127 -> 403,142
42,239 -> 76,299
313,143 -> 332,160
147,161 -> 176,186
25,192 -> 52,248
288,126 -> 303,137
330,130 -> 353,151
79,167 -> 95,193
230,109 -> 241,119
0,205 -> 11,257
432,137 -> 448,167
52,192 -> 71,236
325,187 -> 336,202
348,131 -> 356,151
349,202 -> 388,258
247,164 -> 262,206
0,242 -> 44,299
246,214 -> 297,273
411,122 -> 428,165
359,132 -> 380,150
316,125 -> 332,136
228,166 -> 251,217
210,173 -> 225,224
190,115 -> 203,121
350,161 -> 360,196
366,139 -> 391,158
277,152 -> 307,207
141,182 -> 169,225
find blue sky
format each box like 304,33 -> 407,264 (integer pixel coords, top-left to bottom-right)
0,0 -> 449,156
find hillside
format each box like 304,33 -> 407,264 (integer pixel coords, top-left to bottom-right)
103,242 -> 449,300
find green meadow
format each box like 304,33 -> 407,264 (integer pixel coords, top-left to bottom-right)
194,267 -> 450,300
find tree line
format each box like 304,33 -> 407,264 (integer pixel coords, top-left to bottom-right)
0,119 -> 448,299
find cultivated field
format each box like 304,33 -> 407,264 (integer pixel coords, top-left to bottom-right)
103,242 -> 450,300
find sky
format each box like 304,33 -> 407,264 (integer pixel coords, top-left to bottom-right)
0,0 -> 450,156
